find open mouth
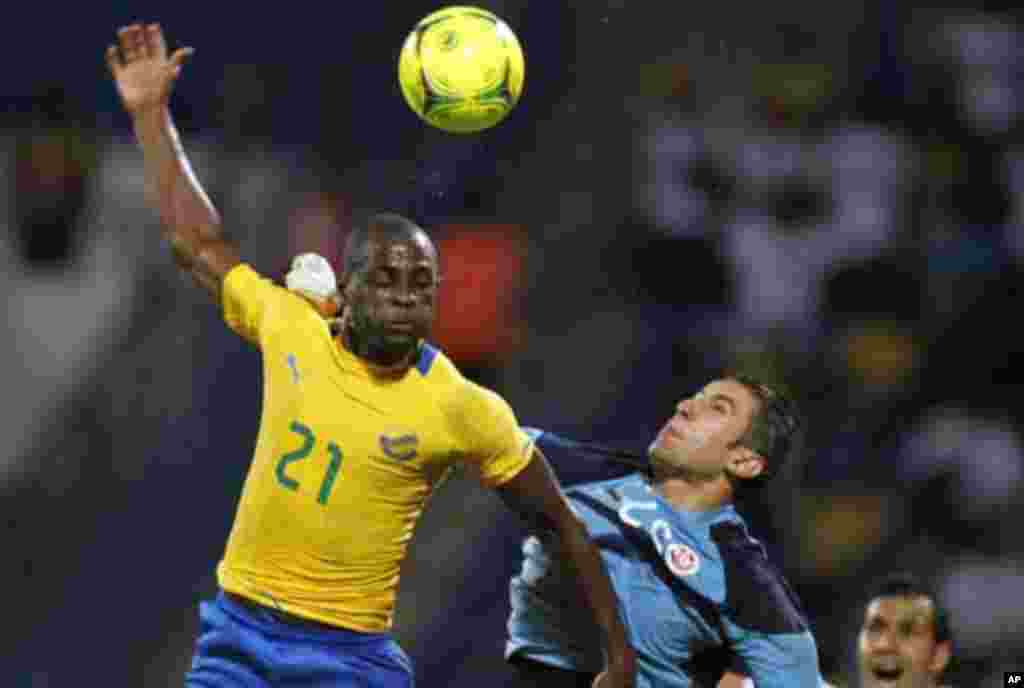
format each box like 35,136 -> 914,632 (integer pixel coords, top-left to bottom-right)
871,666 -> 904,683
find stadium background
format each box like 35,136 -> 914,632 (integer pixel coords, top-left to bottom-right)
1,0 -> 1022,685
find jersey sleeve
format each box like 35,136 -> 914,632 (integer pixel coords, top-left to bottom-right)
221,263 -> 287,346
452,381 -> 536,487
710,521 -> 825,687
724,622 -> 823,688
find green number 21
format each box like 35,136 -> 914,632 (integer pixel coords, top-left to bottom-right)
275,421 -> 343,505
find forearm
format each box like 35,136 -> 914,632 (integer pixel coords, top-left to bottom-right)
132,106 -> 239,296
132,106 -> 222,250
498,448 -> 635,683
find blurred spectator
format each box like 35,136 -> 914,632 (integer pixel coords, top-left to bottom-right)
8,85 -> 100,270
1003,146 -> 1023,263
897,406 -> 1024,549
0,86 -> 146,477
855,573 -> 953,688
285,189 -> 350,270
937,558 -> 1024,683
431,224 -> 528,374
942,15 -> 1021,141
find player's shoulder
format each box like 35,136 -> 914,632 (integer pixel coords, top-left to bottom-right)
568,473 -> 644,497
227,264 -> 304,310
271,286 -> 330,333
434,354 -> 512,413
413,342 -> 481,406
424,347 -> 523,446
710,520 -> 809,634
413,342 -> 482,403
413,341 -> 458,383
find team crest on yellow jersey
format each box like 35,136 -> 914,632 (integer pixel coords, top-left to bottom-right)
380,433 -> 418,461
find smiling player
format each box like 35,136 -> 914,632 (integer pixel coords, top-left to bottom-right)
857,574 -> 952,688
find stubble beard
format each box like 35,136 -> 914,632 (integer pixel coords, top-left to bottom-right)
344,303 -> 418,367
649,430 -> 723,486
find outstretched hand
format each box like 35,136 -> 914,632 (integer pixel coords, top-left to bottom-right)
106,23 -> 193,115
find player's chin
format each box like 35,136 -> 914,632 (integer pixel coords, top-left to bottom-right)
649,445 -> 682,471
380,332 -> 421,356
383,328 -> 417,340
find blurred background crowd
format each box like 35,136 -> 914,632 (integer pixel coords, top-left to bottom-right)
1,1 -> 1021,686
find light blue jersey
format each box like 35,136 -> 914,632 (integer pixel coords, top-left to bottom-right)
507,430 -> 823,688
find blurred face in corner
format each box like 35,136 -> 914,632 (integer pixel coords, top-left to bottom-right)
858,595 -> 950,688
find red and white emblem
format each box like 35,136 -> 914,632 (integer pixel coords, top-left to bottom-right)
665,543 -> 700,577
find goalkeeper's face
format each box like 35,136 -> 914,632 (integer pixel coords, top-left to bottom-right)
342,232 -> 439,366
648,379 -> 763,482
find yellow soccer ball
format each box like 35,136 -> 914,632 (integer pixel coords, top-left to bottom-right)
398,6 -> 525,133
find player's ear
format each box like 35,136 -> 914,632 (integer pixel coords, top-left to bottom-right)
929,640 -> 952,675
337,273 -> 355,304
727,447 -> 765,481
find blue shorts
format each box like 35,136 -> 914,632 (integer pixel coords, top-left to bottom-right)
184,592 -> 414,688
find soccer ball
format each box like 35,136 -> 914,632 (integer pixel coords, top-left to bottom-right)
398,6 -> 525,133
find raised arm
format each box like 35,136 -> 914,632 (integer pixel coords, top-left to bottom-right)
106,23 -> 239,301
497,447 -> 636,688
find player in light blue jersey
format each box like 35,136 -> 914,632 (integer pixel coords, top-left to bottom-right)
506,375 -> 826,688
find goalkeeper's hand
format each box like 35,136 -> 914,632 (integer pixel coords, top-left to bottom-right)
285,253 -> 340,318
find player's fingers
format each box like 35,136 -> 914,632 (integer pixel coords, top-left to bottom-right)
132,23 -> 149,58
169,46 -> 194,70
146,23 -> 166,58
118,24 -> 142,61
105,44 -> 122,76
138,22 -> 155,58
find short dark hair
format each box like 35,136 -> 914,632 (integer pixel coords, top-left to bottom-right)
341,212 -> 433,279
866,572 -> 951,644
728,374 -> 801,486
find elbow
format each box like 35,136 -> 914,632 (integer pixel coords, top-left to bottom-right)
168,233 -> 195,269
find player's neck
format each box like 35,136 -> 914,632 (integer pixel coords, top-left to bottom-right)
337,328 -> 416,375
651,472 -> 733,512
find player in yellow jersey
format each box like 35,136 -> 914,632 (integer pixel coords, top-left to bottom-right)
106,22 -> 635,688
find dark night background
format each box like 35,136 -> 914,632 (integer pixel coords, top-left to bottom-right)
1,1 -> 1022,685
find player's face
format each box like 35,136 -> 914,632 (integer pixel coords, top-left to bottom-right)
648,379 -> 760,479
344,232 -> 439,365
858,596 -> 949,688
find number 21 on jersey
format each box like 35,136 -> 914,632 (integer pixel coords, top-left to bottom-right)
275,421 -> 343,505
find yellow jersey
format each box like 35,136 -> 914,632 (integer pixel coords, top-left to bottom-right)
216,264 -> 535,632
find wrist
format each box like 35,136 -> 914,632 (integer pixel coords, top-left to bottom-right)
608,643 -> 636,671
131,104 -> 170,125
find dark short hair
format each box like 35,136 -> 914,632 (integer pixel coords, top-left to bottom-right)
341,212 -> 435,279
728,374 -> 801,486
866,572 -> 951,644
